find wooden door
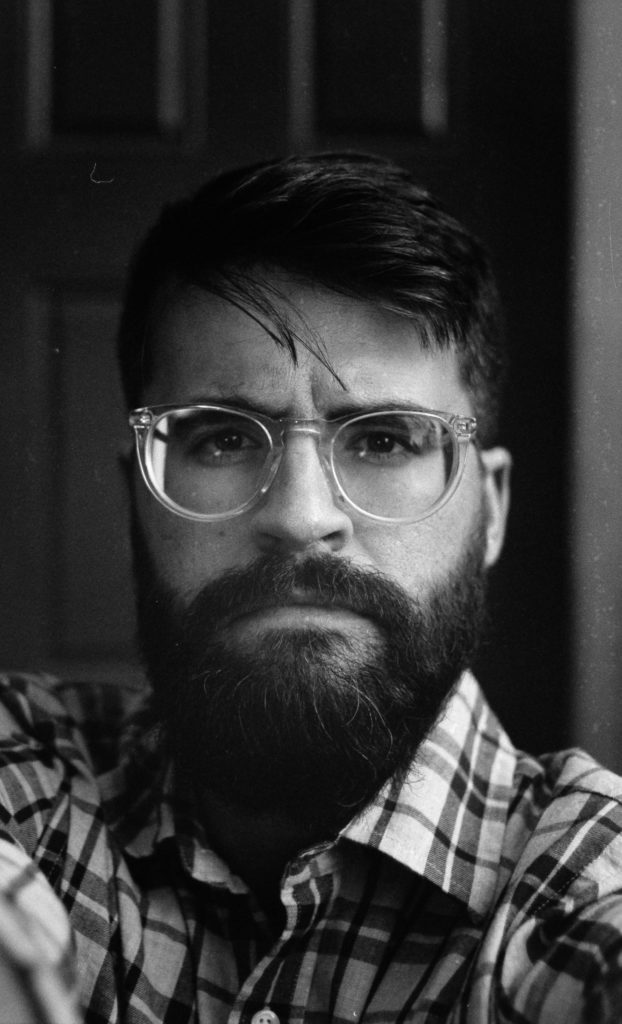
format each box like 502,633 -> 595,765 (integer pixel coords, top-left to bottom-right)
0,0 -> 573,755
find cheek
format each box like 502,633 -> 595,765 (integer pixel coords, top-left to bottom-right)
359,522 -> 456,593
356,483 -> 484,594
135,486 -> 247,596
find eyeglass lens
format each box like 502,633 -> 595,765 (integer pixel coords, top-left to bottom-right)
146,409 -> 456,520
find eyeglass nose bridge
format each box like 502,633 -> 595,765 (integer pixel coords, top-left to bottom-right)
269,419 -> 329,462
276,419 -> 323,440
259,419 -> 340,501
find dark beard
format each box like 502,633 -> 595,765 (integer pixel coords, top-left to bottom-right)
133,520 -> 488,836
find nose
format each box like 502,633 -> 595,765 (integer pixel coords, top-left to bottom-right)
250,431 -> 354,554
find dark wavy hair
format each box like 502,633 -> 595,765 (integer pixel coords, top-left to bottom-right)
118,152 -> 507,444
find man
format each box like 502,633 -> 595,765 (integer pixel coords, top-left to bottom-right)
1,153 -> 622,1023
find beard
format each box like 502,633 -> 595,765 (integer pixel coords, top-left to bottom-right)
133,516 -> 488,837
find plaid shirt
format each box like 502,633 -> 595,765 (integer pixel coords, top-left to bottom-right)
1,671 -> 622,1024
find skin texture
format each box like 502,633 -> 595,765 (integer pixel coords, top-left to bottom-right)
133,272 -> 511,916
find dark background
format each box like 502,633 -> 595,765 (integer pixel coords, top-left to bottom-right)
0,1 -> 580,757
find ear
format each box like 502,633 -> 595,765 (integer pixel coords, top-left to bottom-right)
479,447 -> 512,568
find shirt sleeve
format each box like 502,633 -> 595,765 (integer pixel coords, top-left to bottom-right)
0,837 -> 82,1024
0,674 -> 90,1021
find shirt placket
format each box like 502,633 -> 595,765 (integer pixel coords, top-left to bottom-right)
227,847 -> 337,1024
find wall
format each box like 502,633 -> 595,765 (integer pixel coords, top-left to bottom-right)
572,0 -> 622,771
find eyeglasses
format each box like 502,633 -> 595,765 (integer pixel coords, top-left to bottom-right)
129,404 -> 477,524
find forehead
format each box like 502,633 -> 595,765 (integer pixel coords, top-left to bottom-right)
145,277 -> 470,415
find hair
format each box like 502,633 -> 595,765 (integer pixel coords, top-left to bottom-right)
117,152 -> 507,444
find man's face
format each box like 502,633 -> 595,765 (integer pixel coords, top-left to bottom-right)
137,276 -> 508,605
133,273 -> 510,831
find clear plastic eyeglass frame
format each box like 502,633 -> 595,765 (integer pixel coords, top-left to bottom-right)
129,404 -> 478,525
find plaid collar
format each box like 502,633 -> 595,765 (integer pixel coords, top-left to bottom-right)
342,671 -> 517,920
105,671 -> 517,919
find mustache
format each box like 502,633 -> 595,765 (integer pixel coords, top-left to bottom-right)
176,553 -> 420,636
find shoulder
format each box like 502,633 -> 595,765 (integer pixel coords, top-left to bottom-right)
0,671 -> 142,853
481,748 -> 622,1022
0,671 -> 74,735
0,670 -> 144,767
509,746 -> 622,882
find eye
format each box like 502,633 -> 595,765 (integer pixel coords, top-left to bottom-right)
196,428 -> 252,454
355,428 -> 411,458
158,412 -> 268,467
184,425 -> 262,463
338,414 -> 448,466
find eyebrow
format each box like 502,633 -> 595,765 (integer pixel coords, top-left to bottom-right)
179,393 -> 444,419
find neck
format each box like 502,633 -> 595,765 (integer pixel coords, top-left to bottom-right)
196,788 -> 338,927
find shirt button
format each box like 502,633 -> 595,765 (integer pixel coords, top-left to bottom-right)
251,1010 -> 280,1024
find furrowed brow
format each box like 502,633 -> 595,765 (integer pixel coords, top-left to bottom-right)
175,394 -> 442,421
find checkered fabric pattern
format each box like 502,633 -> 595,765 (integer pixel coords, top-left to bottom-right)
1,670 -> 622,1023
